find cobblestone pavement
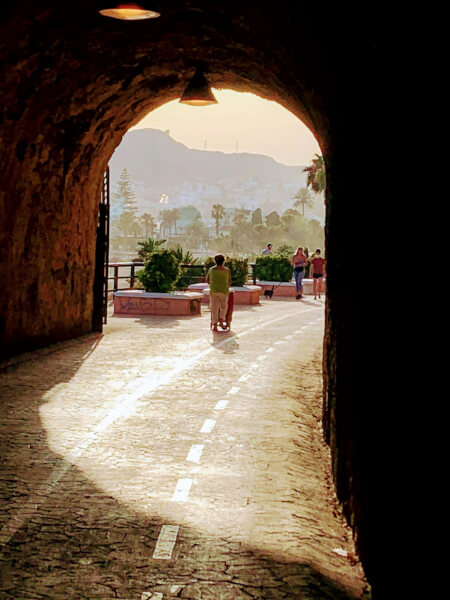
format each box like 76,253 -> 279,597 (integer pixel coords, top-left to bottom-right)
0,298 -> 370,599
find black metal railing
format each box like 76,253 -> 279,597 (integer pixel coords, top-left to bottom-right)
107,262 -> 257,296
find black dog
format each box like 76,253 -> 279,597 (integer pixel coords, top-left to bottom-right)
263,286 -> 275,299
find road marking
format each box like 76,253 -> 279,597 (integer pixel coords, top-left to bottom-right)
266,347 -> 274,353
200,419 -> 216,433
257,355 -> 266,361
285,334 -> 294,340
142,592 -> 164,599
227,386 -> 240,395
0,305 -> 322,552
172,479 -> 192,502
152,525 -> 179,560
274,341 -> 284,345
171,586 -> 182,594
186,444 -> 204,464
238,373 -> 250,381
214,400 -> 229,410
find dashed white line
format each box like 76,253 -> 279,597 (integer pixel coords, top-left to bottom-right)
172,478 -> 192,502
257,355 -> 266,361
227,386 -> 240,395
152,525 -> 179,560
200,419 -> 216,433
266,347 -> 275,353
214,400 -> 229,410
238,373 -> 250,382
186,444 -> 204,464
0,304 -> 323,553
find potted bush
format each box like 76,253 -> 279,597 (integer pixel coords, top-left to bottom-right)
225,257 -> 248,286
254,255 -> 292,282
114,248 -> 203,316
171,245 -> 204,290
137,249 -> 181,293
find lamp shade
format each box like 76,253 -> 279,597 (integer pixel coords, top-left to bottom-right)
179,69 -> 218,106
99,3 -> 160,20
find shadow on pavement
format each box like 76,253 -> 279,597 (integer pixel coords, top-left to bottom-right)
0,329 -> 367,600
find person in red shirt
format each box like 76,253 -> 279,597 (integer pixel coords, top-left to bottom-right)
310,248 -> 326,300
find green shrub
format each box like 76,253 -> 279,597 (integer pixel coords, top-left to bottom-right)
203,256 -> 215,271
136,238 -> 166,262
203,256 -> 248,286
225,257 -> 248,286
171,244 -> 203,290
137,250 -> 181,293
255,255 -> 293,282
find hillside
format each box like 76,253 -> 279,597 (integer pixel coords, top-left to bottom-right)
109,128 -> 324,222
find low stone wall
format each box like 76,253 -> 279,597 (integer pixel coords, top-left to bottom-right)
186,283 -> 210,303
113,290 -> 203,316
257,279 -> 327,296
195,285 -> 262,305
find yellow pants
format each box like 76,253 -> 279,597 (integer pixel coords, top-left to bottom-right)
210,292 -> 228,324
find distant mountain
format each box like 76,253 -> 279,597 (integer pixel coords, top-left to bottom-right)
109,128 -> 324,222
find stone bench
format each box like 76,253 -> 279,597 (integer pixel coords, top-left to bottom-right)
193,285 -> 262,305
113,290 -> 203,316
257,279 -> 326,296
186,282 -> 210,303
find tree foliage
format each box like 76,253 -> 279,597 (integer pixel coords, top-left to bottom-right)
293,187 -> 314,216
255,255 -> 292,282
303,154 -> 326,194
211,204 -> 225,237
137,250 -> 181,293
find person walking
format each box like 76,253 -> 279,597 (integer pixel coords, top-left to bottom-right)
206,254 -> 231,332
261,243 -> 272,255
310,248 -> 326,300
291,246 -> 307,299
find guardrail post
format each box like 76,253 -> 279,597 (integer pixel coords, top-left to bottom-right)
130,264 -> 135,289
251,263 -> 256,285
114,265 -> 119,292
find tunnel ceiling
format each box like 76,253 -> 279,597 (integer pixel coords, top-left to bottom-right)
0,0 -> 343,171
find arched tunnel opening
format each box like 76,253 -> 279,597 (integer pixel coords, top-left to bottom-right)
0,3 -> 400,598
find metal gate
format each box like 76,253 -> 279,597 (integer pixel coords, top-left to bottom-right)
92,167 -> 110,331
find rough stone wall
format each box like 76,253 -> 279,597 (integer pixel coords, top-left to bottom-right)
0,2 -> 397,597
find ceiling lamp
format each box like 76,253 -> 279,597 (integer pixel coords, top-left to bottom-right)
99,3 -> 160,20
179,68 -> 218,106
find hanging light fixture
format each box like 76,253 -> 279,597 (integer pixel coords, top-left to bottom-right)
99,3 -> 160,20
179,68 -> 218,106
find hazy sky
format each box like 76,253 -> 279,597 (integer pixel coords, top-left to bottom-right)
132,89 -> 320,166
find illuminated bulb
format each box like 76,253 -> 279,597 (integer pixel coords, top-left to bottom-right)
99,3 -> 160,20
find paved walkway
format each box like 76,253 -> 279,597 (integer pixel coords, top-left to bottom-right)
0,298 -> 370,599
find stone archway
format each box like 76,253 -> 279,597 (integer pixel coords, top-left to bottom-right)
0,2 -> 333,358
0,4 -> 396,597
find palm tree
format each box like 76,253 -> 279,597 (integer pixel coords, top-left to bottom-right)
211,203 -> 225,237
140,213 -> 155,238
303,154 -> 326,193
159,209 -> 172,237
293,187 -> 314,216
137,238 -> 166,261
171,208 -> 181,235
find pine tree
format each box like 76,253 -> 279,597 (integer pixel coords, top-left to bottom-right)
114,167 -> 138,217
